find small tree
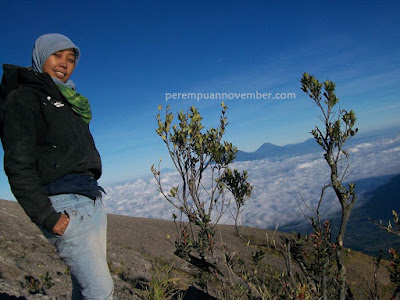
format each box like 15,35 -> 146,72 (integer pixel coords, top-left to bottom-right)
370,210 -> 400,298
220,167 -> 253,240
299,73 -> 358,299
278,217 -> 337,298
152,103 -> 252,260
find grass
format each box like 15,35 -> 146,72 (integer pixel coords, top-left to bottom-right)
137,259 -> 186,300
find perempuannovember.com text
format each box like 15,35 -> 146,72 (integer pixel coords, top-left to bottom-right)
165,91 -> 296,101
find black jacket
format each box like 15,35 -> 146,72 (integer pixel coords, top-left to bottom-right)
0,64 -> 102,231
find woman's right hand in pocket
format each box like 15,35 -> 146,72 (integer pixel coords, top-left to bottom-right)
52,213 -> 70,235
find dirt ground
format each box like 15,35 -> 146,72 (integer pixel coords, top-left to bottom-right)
0,199 -> 396,299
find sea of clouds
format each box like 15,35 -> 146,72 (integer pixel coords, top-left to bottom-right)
103,131 -> 400,230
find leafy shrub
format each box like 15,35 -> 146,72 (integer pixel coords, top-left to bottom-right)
152,103 -> 252,260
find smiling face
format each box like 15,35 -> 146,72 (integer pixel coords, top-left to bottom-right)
42,48 -> 76,82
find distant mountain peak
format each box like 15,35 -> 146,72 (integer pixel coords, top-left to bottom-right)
258,142 -> 280,149
254,142 -> 283,155
236,138 -> 319,161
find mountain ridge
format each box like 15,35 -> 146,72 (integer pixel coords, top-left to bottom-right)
235,126 -> 400,162
236,138 -> 319,161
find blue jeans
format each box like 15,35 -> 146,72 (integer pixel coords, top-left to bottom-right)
39,194 -> 114,299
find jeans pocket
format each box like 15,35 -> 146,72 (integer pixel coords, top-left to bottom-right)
54,208 -> 77,238
83,200 -> 97,217
81,200 -> 95,217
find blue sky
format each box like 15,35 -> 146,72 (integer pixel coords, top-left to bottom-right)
0,1 -> 399,200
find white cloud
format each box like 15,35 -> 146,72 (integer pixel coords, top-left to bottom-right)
349,142 -> 373,153
103,132 -> 400,230
381,146 -> 400,154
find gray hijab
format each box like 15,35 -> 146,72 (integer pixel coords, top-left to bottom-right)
32,33 -> 80,89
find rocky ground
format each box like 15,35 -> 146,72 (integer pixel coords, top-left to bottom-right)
0,199 -> 278,299
0,198 -> 396,299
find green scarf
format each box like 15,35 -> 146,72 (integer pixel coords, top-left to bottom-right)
56,84 -> 92,124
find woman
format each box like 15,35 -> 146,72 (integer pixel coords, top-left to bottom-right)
0,33 -> 114,299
